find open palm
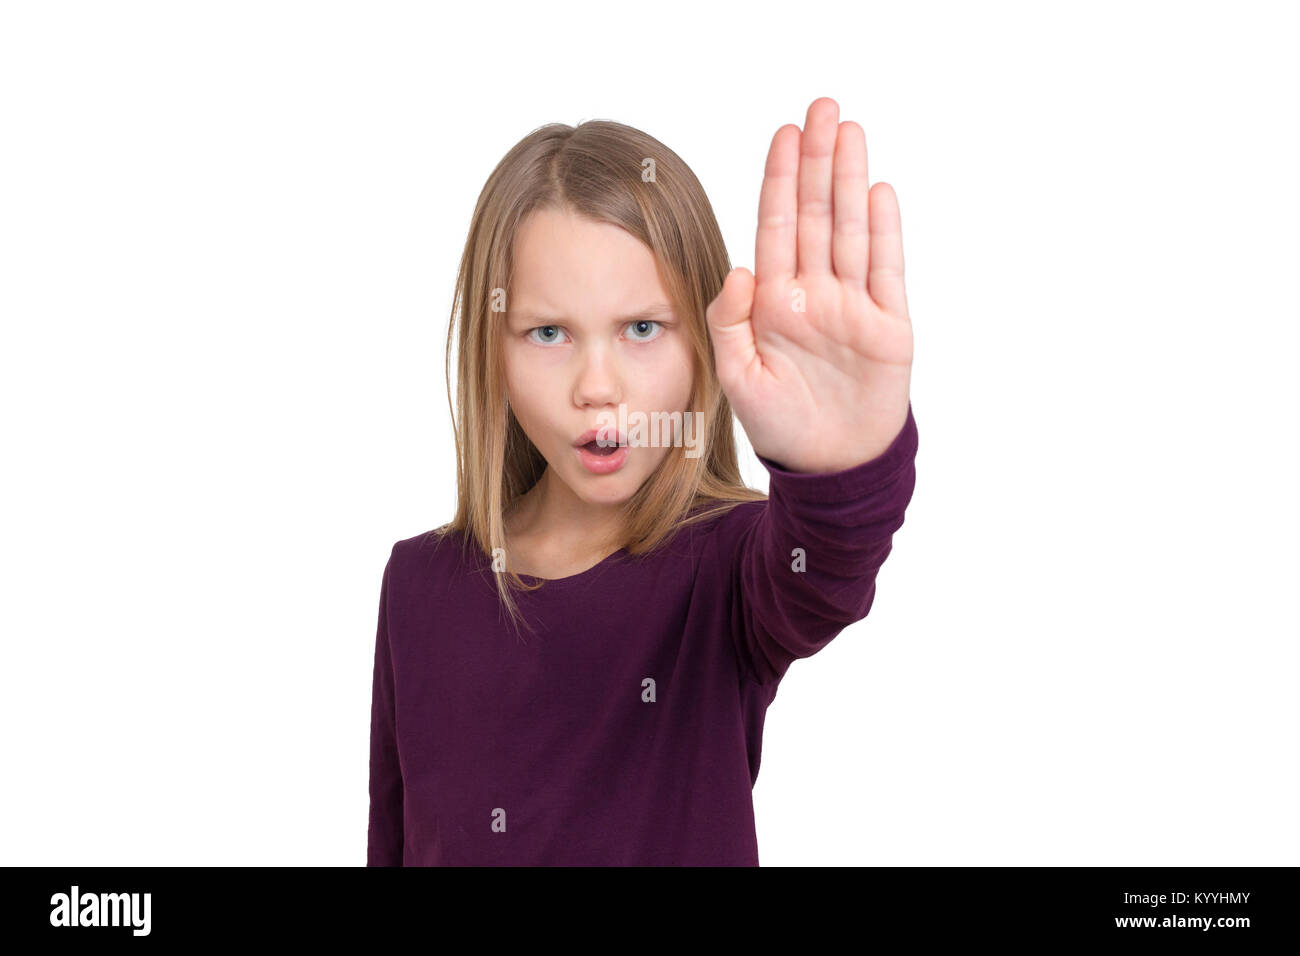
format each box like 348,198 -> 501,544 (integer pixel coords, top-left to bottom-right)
706,97 -> 913,474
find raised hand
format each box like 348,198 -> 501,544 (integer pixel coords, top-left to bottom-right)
706,97 -> 913,474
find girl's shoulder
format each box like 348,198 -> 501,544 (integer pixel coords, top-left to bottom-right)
385,523 -> 481,591
659,496 -> 769,565
682,496 -> 767,537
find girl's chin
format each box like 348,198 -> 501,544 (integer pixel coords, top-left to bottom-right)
556,464 -> 639,505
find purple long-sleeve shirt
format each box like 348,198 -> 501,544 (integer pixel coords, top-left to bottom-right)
367,403 -> 918,865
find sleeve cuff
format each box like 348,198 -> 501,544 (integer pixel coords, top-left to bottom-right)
756,401 -> 918,500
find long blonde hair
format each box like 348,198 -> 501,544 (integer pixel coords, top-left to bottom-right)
432,118 -> 766,635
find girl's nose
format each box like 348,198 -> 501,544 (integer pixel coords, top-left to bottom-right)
573,349 -> 622,408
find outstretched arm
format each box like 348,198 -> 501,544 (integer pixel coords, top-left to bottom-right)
726,405 -> 918,685
709,97 -> 919,686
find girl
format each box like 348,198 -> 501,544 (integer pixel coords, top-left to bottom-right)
368,97 -> 918,866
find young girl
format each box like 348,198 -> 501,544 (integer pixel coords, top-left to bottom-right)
367,97 -> 918,866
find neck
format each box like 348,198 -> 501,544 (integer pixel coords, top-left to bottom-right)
506,467 -> 625,557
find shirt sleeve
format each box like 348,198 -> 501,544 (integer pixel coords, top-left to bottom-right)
366,544 -> 404,866
727,402 -> 919,686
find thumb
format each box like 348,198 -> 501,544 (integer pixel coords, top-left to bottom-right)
705,267 -> 757,389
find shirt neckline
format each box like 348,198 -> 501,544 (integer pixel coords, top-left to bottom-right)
476,543 -> 630,592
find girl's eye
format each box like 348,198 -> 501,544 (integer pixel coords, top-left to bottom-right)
527,321 -> 665,345
625,319 -> 663,342
527,325 -> 569,346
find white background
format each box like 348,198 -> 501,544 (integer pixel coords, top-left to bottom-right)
2,1 -> 1296,866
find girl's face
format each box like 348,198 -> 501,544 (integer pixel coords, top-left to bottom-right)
503,207 -> 695,508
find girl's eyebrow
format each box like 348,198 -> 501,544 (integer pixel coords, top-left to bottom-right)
509,304 -> 675,326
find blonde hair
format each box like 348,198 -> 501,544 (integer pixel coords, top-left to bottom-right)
431,118 -> 766,636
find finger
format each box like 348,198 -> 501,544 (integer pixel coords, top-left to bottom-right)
797,97 -> 839,276
832,120 -> 869,288
705,267 -> 758,388
867,182 -> 908,318
755,124 -> 800,282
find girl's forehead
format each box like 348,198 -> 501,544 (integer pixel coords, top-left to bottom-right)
508,210 -> 673,320
514,209 -> 654,271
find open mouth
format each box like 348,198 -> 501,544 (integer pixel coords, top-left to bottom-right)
574,431 -> 629,474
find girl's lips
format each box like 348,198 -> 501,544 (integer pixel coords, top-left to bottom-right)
575,442 -> 629,475
573,427 -> 627,447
